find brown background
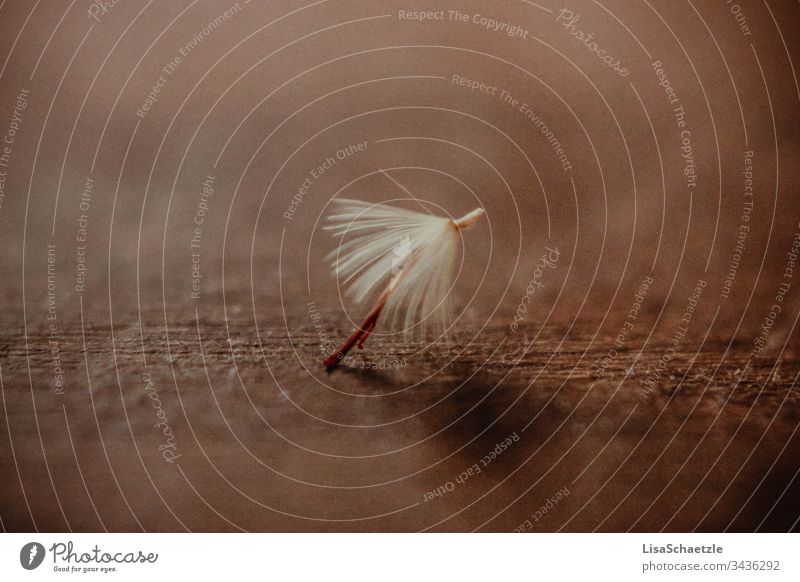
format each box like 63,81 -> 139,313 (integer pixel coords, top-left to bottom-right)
0,0 -> 798,532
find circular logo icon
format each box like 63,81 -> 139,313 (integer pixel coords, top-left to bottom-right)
19,542 -> 45,570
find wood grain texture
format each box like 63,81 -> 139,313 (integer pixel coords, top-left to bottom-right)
2,317 -> 798,532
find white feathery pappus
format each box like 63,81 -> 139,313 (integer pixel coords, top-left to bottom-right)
322,198 -> 485,371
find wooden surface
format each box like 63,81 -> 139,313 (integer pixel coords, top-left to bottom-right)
1,0 -> 799,534
2,318 -> 798,532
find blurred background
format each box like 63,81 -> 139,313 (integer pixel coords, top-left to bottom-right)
0,0 -> 798,532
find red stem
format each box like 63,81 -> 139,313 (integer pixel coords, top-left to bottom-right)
323,292 -> 388,371
324,249 -> 424,371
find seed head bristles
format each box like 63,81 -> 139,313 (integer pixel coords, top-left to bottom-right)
323,199 -> 484,371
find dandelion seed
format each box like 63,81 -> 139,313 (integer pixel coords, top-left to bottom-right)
322,198 -> 484,371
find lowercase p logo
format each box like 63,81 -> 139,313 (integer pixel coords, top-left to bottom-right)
19,542 -> 45,570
